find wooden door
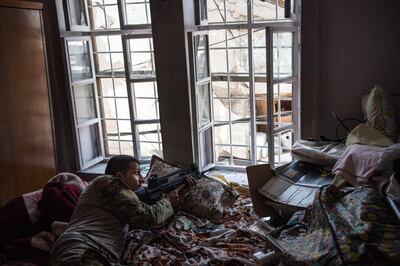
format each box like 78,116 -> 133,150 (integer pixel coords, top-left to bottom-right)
0,1 -> 56,205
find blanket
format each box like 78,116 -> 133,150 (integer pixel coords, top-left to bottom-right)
266,185 -> 400,265
122,197 -> 272,265
0,173 -> 87,264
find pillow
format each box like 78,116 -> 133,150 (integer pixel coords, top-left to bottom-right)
365,85 -> 398,141
145,155 -> 239,223
179,177 -> 239,223
145,155 -> 182,180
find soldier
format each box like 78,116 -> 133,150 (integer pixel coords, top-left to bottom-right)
49,155 -> 196,266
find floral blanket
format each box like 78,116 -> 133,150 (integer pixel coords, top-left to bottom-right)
122,197 -> 272,265
267,185 -> 400,265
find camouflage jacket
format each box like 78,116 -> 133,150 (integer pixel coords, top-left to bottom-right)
50,175 -> 174,263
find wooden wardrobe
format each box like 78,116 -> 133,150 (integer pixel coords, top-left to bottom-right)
0,0 -> 56,205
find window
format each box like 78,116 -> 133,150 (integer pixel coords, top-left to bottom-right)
64,37 -> 104,169
61,0 -> 162,169
189,0 -> 301,169
59,0 -> 300,171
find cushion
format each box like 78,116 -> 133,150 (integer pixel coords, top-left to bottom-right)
145,155 -> 182,180
145,155 -> 239,223
365,85 -> 398,141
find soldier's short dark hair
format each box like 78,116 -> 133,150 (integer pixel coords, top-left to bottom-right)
105,155 -> 140,175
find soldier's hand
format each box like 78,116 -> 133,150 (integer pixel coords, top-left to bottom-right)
185,176 -> 198,188
177,176 -> 197,196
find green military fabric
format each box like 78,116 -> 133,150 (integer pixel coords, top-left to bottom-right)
49,175 -> 174,266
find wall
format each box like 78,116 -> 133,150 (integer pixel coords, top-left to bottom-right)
301,0 -> 400,140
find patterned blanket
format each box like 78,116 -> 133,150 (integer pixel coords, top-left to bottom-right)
267,185 -> 400,265
122,197 -> 272,265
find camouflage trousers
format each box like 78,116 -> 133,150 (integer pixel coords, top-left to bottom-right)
49,232 -> 120,266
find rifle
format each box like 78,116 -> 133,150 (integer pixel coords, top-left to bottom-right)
134,163 -> 202,204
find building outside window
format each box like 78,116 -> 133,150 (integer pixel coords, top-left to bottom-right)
60,0 -> 161,169
189,0 -> 301,170
58,0 -> 300,171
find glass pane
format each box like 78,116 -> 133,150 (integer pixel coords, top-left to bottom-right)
118,120 -> 132,141
195,35 -> 209,81
100,98 -> 116,118
91,6 -> 106,30
209,30 -> 226,49
120,141 -> 134,156
213,98 -> 230,122
98,78 -> 113,97
116,98 -> 130,119
135,99 -> 158,119
132,82 -> 156,98
199,127 -> 213,169
210,49 -> 227,73
216,145 -> 231,164
232,146 -> 250,161
125,2 -> 151,25
231,99 -> 250,121
140,142 -> 162,160
227,29 -> 248,48
111,52 -> 124,72
256,131 -> 269,162
106,140 -> 120,155
228,49 -> 248,73
73,83 -> 96,124
277,0 -> 286,19
207,0 -> 225,24
253,29 -> 267,75
226,0 -> 247,23
67,0 -> 89,28
253,0 -> 277,21
197,83 -> 211,128
67,40 -> 92,82
96,53 -> 111,73
114,78 -> 127,97
273,83 -> 293,126
94,36 -> 109,52
212,81 -> 228,98
273,32 -> 293,78
138,123 -> 161,142
254,48 -> 266,74
214,124 -> 230,145
104,5 -> 120,29
128,38 -> 155,79
255,82 -> 267,95
109,35 -> 123,52
102,119 -> 118,140
255,97 -> 267,123
198,0 -> 208,23
231,122 -> 250,146
274,130 -> 293,165
78,124 -> 101,164
253,28 -> 266,48
229,81 -> 249,98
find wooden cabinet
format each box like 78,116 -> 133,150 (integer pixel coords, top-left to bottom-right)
0,1 -> 56,205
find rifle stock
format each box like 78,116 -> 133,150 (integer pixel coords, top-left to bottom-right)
134,164 -> 202,204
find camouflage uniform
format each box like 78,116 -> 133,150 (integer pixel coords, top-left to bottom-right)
49,175 -> 174,266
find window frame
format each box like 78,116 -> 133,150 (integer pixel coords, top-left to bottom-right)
189,0 -> 301,170
121,33 -> 162,163
63,36 -> 105,170
188,31 -> 216,171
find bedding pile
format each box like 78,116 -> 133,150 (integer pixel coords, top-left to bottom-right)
266,185 -> 400,265
122,196 -> 273,265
